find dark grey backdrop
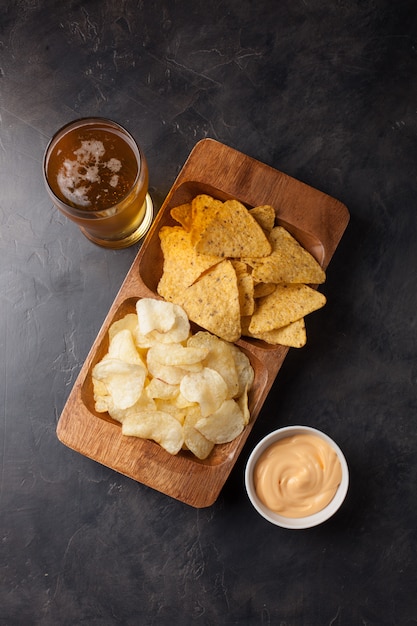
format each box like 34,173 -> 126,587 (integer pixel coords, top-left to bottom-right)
1,1 -> 417,624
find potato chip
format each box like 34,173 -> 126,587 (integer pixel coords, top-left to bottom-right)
228,344 -> 255,397
178,260 -> 241,343
157,226 -> 220,300
249,284 -> 326,334
122,411 -> 184,455
195,399 -> 245,444
148,342 -> 209,367
146,348 -> 189,385
92,378 -> 113,413
136,298 -> 190,344
92,300 -> 254,458
170,203 -> 192,231
146,377 -> 180,400
246,226 -> 326,285
92,357 -> 147,410
173,392 -> 197,410
180,367 -> 228,417
249,205 -> 276,232
195,199 -> 272,258
154,399 -> 186,424
187,331 -> 239,398
108,313 -> 138,342
237,384 -> 251,426
108,388 -> 156,424
183,406 -> 215,460
108,329 -> 144,365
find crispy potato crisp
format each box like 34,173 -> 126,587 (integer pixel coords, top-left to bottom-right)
194,399 -> 245,444
183,408 -> 215,460
91,298 -> 254,459
122,411 -> 184,455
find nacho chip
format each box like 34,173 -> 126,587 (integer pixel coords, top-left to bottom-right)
248,284 -> 326,334
245,318 -> 307,348
190,194 -> 223,246
157,226 -> 220,301
170,203 -> 192,230
249,205 -> 276,232
177,260 -> 241,342
195,199 -> 272,258
246,226 -> 326,285
232,260 -> 255,316
253,282 -> 276,299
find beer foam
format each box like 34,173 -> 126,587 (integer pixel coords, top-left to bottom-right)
57,139 -> 123,208
106,157 -> 122,173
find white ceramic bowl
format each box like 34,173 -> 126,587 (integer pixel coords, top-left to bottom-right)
245,425 -> 349,529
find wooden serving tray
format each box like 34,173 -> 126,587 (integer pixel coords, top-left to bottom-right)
56,138 -> 350,508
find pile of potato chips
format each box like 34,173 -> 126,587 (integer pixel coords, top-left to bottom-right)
157,194 -> 327,348
92,298 -> 254,459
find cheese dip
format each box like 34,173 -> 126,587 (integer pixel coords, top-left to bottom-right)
254,434 -> 342,518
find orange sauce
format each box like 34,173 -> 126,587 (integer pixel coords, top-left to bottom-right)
254,434 -> 342,518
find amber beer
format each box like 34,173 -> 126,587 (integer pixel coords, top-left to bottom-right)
43,118 -> 153,248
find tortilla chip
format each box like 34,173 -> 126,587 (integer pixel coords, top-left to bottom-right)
231,260 -> 255,316
253,282 -> 276,299
245,226 -> 326,284
170,203 -> 192,231
157,226 -> 220,301
195,199 -> 272,258
177,260 -> 241,342
244,318 -> 307,348
190,194 -> 223,246
248,283 -> 326,334
249,205 -> 276,232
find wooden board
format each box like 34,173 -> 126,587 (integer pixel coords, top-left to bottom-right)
56,138 -> 350,508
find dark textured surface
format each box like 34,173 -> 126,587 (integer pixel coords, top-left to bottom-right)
1,1 -> 417,624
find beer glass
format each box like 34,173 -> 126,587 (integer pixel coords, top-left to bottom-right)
43,118 -> 153,249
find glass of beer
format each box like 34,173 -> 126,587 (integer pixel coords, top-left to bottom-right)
43,118 -> 153,249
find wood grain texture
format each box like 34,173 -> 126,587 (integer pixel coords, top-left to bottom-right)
56,138 -> 349,508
